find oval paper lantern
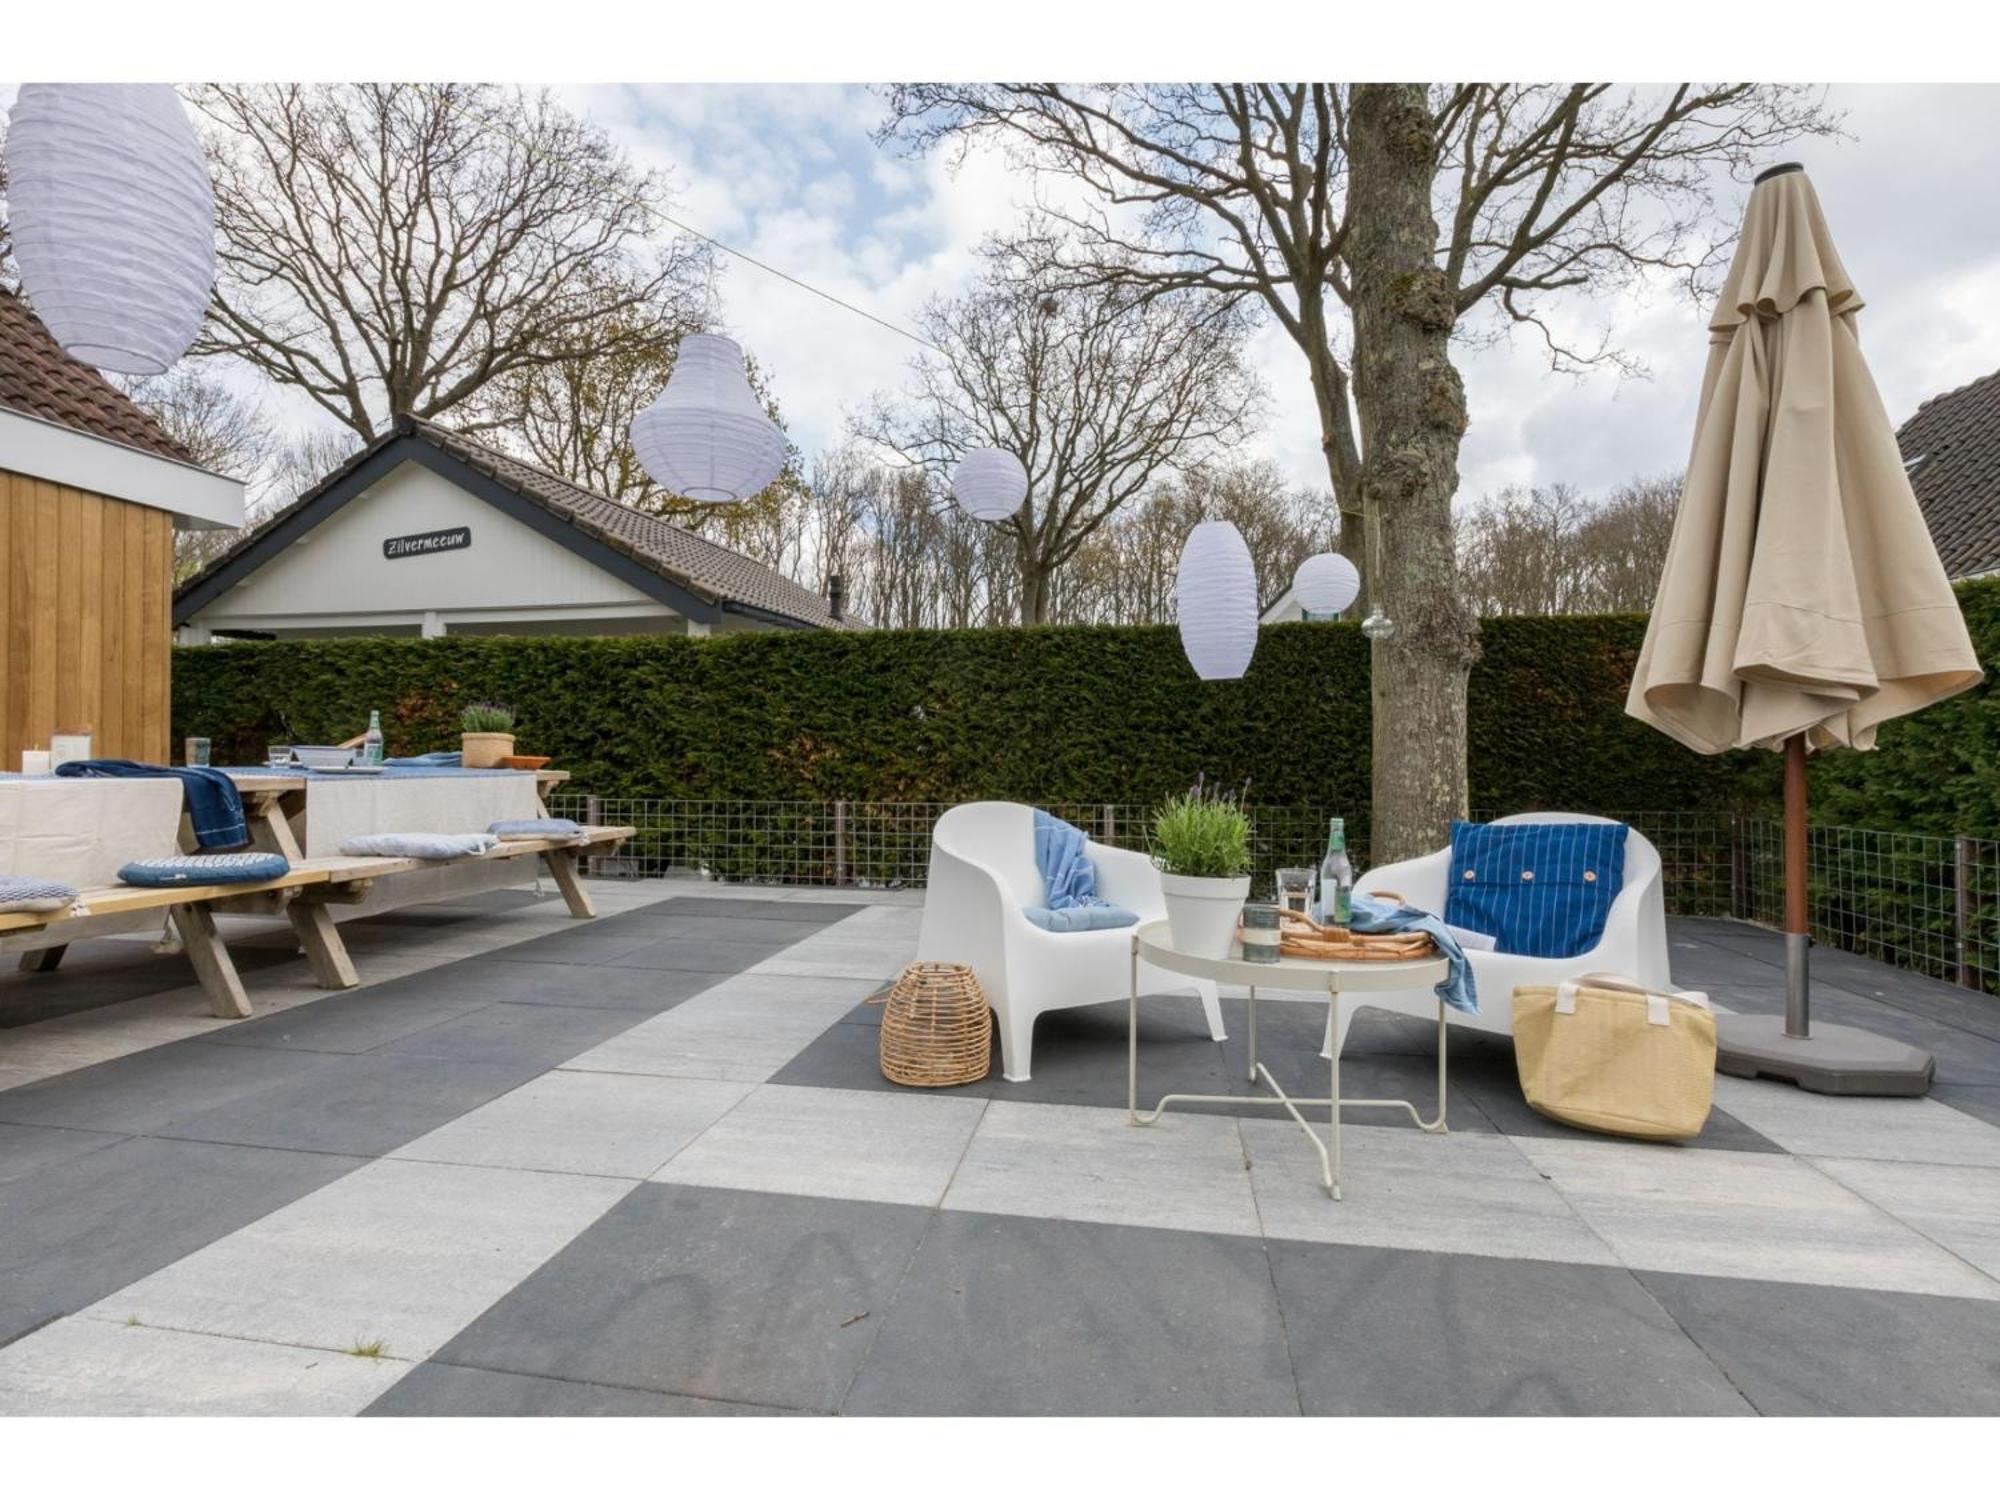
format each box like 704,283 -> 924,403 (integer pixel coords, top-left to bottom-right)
1176,520 -> 1258,680
953,446 -> 1029,522
4,83 -> 216,375
631,333 -> 788,503
1294,551 -> 1361,617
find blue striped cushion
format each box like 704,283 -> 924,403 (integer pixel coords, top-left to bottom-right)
1442,821 -> 1626,959
118,852 -> 291,887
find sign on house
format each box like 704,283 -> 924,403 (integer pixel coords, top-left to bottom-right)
383,526 -> 472,560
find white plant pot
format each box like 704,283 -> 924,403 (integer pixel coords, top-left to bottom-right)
1158,871 -> 1252,959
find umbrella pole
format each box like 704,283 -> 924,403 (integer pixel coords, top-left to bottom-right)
1783,733 -> 1811,1039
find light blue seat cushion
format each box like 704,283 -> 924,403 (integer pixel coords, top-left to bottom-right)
1442,820 -> 1627,959
1022,902 -> 1140,932
341,833 -> 499,860
118,852 -> 291,887
0,876 -> 80,912
488,817 -> 584,841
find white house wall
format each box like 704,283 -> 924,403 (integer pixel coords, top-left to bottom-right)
185,459 -> 682,637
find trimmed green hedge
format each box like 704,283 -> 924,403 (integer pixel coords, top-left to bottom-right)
171,580 -> 1996,841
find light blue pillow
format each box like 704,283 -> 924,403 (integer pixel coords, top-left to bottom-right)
1022,903 -> 1140,932
341,833 -> 499,860
0,876 -> 80,913
488,818 -> 584,841
119,852 -> 291,887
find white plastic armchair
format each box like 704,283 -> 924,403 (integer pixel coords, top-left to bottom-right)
1322,811 -> 1670,1058
918,802 -> 1225,1082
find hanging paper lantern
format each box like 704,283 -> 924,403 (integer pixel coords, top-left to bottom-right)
631,333 -> 788,503
952,446 -> 1029,522
1176,520 -> 1258,681
3,83 -> 216,375
1293,552 -> 1361,617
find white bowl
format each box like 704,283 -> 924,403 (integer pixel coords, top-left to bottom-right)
292,745 -> 355,770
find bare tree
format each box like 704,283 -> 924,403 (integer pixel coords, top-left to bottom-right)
857,233 -> 1261,624
1457,474 -> 1680,616
121,366 -> 279,579
881,83 -> 1833,856
189,83 -> 704,442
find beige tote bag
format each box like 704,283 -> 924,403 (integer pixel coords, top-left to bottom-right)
1513,973 -> 1717,1140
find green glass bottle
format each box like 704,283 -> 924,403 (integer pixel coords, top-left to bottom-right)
362,709 -> 384,766
1317,817 -> 1353,924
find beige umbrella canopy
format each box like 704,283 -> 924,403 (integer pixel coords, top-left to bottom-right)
1627,163 -> 1981,1094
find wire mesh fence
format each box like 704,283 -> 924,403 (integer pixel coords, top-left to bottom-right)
551,794 -> 2000,996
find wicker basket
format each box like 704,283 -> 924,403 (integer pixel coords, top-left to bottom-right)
1268,909 -> 1438,961
875,962 -> 992,1087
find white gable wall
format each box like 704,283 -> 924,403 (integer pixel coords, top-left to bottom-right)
182,459 -> 691,639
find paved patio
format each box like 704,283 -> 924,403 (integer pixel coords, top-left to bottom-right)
1,881 -> 1997,1416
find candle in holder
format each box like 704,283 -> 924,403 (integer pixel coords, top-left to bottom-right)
1240,902 -> 1282,963
20,749 -> 52,776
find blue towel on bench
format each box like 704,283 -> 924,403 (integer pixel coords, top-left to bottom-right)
1347,892 -> 1479,1014
1029,809 -> 1137,931
54,759 -> 248,850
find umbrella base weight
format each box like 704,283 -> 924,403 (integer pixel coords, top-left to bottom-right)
1715,1013 -> 1934,1097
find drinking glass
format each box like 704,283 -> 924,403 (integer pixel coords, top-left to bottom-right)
266,744 -> 293,768
184,736 -> 211,768
1275,866 -> 1315,917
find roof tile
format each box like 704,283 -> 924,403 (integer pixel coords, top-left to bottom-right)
0,288 -> 195,463
1900,367 -> 2000,580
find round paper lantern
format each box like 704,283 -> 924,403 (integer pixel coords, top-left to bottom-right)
953,446 -> 1029,522
4,84 -> 216,375
1293,551 -> 1360,617
631,333 -> 788,503
1176,520 -> 1258,681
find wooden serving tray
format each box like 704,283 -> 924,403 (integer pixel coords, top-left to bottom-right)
1252,909 -> 1438,962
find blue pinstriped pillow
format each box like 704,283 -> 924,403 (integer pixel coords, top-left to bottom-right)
1442,821 -> 1626,959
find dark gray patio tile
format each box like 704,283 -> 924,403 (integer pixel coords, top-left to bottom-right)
154,1052 -> 539,1158
843,1212 -> 1299,1415
1934,1084 -> 2000,1130
615,914 -> 838,945
598,936 -> 802,974
0,1040 -> 333,1136
477,919 -> 672,967
0,942 -> 295,1029
1267,1241 -> 1752,1416
364,1361 -> 796,1417
1452,1068 -> 1783,1154
469,963 -> 726,1013
650,897 -> 865,924
1637,1269 -> 2000,1416
202,986 -> 494,1055
370,1002 -> 641,1069
0,1136 -> 361,1346
0,1121 -> 126,1186
432,1183 -> 931,1412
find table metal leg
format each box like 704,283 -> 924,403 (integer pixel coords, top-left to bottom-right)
1328,976 -> 1342,1199
1127,935 -> 1140,1122
1247,983 -> 1258,1083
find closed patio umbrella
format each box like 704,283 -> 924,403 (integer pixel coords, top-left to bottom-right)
1627,162 -> 1981,1094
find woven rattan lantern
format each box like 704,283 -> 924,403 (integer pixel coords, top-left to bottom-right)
4,83 -> 216,375
630,333 -> 788,503
952,446 -> 1029,522
876,961 -> 992,1087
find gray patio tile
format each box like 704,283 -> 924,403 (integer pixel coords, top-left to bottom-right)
0,1136 -> 363,1345
369,1001 -> 642,1069
0,941 -> 297,1030
697,970 -> 880,1007
0,1317 -> 412,1416
599,935 -> 806,973
155,1053 -> 540,1159
1935,1083 -> 2000,1130
652,1084 -> 986,1206
1811,1157 -> 2000,1282
843,1212 -> 1299,1415
201,985 -> 495,1055
1515,1137 -> 2000,1299
1244,1119 -> 1617,1265
364,1360 -> 794,1417
431,1183 -> 932,1412
562,992 -> 854,1084
1454,1061 -> 1783,1152
618,913 -> 838,945
1266,1241 -> 1752,1416
0,1121 -> 125,1186
641,896 -> 866,924
393,1071 -> 751,1179
480,916 -> 683,967
1709,1076 -> 2000,1167
942,1099 -> 1261,1238
1638,1269 -> 2000,1415
0,1039 -> 335,1136
90,1158 -> 633,1362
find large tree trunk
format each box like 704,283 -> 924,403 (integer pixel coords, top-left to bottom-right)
1018,547 -> 1053,625
1346,85 -> 1480,863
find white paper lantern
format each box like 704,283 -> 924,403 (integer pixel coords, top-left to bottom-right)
631,333 -> 788,503
953,446 -> 1029,522
1176,520 -> 1258,681
1294,551 -> 1361,617
4,84 -> 216,375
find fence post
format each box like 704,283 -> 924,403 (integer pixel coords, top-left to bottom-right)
833,800 -> 848,887
1729,813 -> 1747,921
1958,836 -> 1977,990
1102,803 -> 1115,844
585,795 -> 602,877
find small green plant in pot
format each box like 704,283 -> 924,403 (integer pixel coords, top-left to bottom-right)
1151,776 -> 1255,958
460,702 -> 517,768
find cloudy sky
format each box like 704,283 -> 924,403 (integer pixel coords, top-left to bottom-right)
572,82 -> 2000,510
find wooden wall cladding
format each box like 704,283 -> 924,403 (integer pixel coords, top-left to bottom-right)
1,471 -> 172,766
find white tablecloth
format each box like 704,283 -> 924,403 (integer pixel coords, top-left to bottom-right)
0,779 -> 185,886
296,772 -> 542,857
